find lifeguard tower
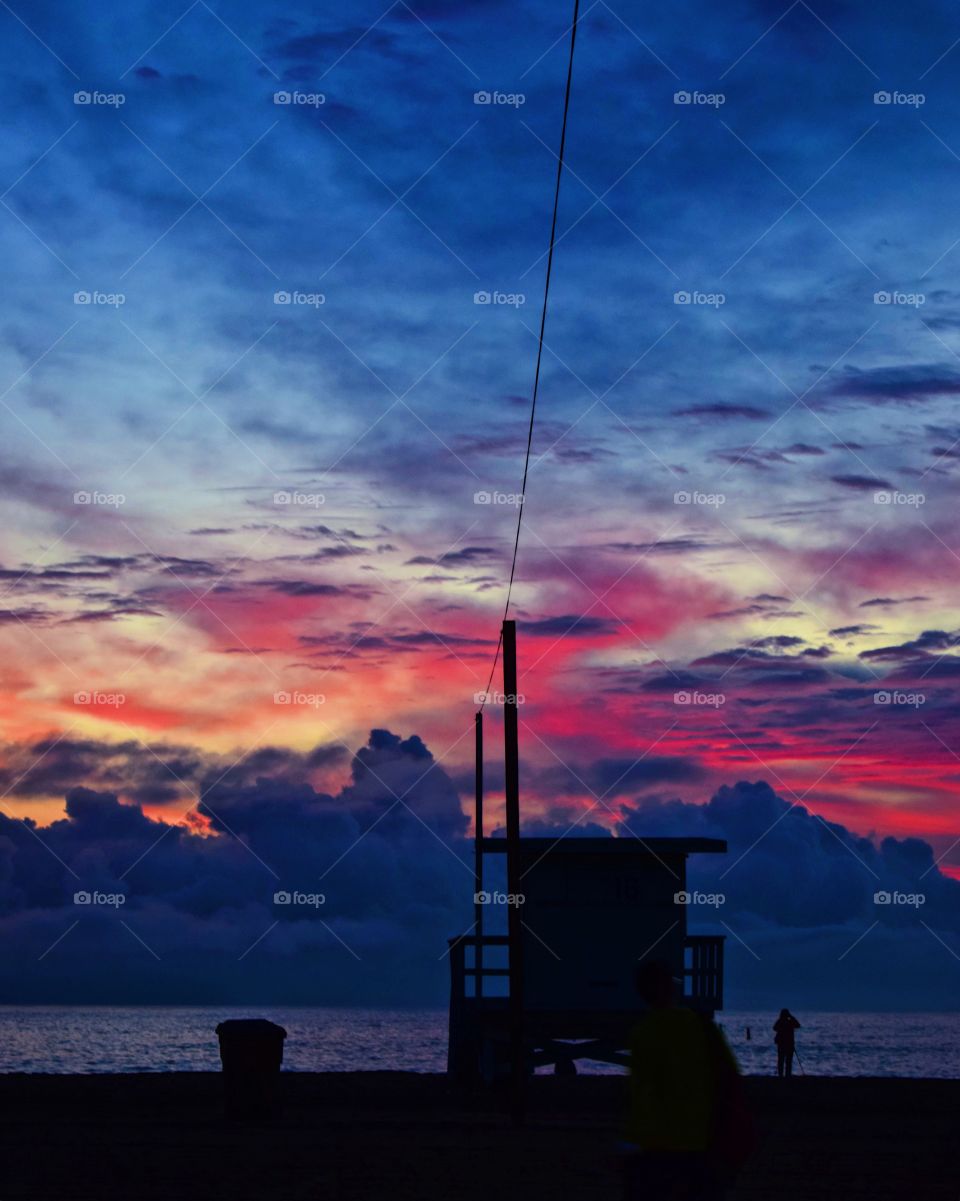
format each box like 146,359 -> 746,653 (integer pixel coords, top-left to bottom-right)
447,622 -> 726,1084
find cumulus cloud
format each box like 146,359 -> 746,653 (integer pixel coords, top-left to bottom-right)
620,781 -> 960,1009
0,729 -> 471,1004
1,729 -> 956,1008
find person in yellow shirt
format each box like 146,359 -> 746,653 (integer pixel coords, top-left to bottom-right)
624,959 -> 745,1200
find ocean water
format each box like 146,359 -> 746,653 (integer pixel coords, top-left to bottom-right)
0,1007 -> 957,1077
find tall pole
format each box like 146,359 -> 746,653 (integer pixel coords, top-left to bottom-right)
502,619 -> 524,1122
474,710 -> 484,1001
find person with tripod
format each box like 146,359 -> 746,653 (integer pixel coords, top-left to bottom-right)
773,1009 -> 801,1077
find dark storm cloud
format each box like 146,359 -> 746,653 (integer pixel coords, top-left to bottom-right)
1,730 -> 957,1006
0,729 -> 469,1003
619,781 -> 960,1008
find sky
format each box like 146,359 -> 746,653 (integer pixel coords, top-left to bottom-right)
1,0 -> 960,1007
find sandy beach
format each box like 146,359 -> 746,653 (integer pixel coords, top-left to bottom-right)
0,1072 -> 955,1200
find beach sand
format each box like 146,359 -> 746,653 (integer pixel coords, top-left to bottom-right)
0,1072 -> 955,1200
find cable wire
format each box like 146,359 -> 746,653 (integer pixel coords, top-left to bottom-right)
477,0 -> 581,713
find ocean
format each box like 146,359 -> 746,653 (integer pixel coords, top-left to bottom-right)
0,1007 -> 957,1077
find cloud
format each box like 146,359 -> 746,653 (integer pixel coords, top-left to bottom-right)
619,781 -> 960,1009
830,474 -> 895,491
602,537 -> 723,556
1,742 -> 955,1008
826,364 -> 960,405
256,578 -> 355,597
859,596 -> 929,609
674,403 -> 771,420
405,547 -> 501,567
0,729 -> 469,1004
517,615 -> 617,637
859,630 -> 960,663
781,443 -> 824,456
0,737 -> 347,808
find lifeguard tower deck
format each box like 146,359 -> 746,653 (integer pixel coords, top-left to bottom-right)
448,834 -> 726,1081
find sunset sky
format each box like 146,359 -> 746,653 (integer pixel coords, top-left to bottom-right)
2,0 -> 960,1004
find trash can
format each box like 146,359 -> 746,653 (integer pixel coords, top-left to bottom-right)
215,1019 -> 287,1119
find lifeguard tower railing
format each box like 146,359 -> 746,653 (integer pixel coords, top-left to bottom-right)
448,930 -> 725,1014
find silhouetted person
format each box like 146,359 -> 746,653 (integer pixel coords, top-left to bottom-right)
773,1008 -> 801,1077
624,960 -> 750,1200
